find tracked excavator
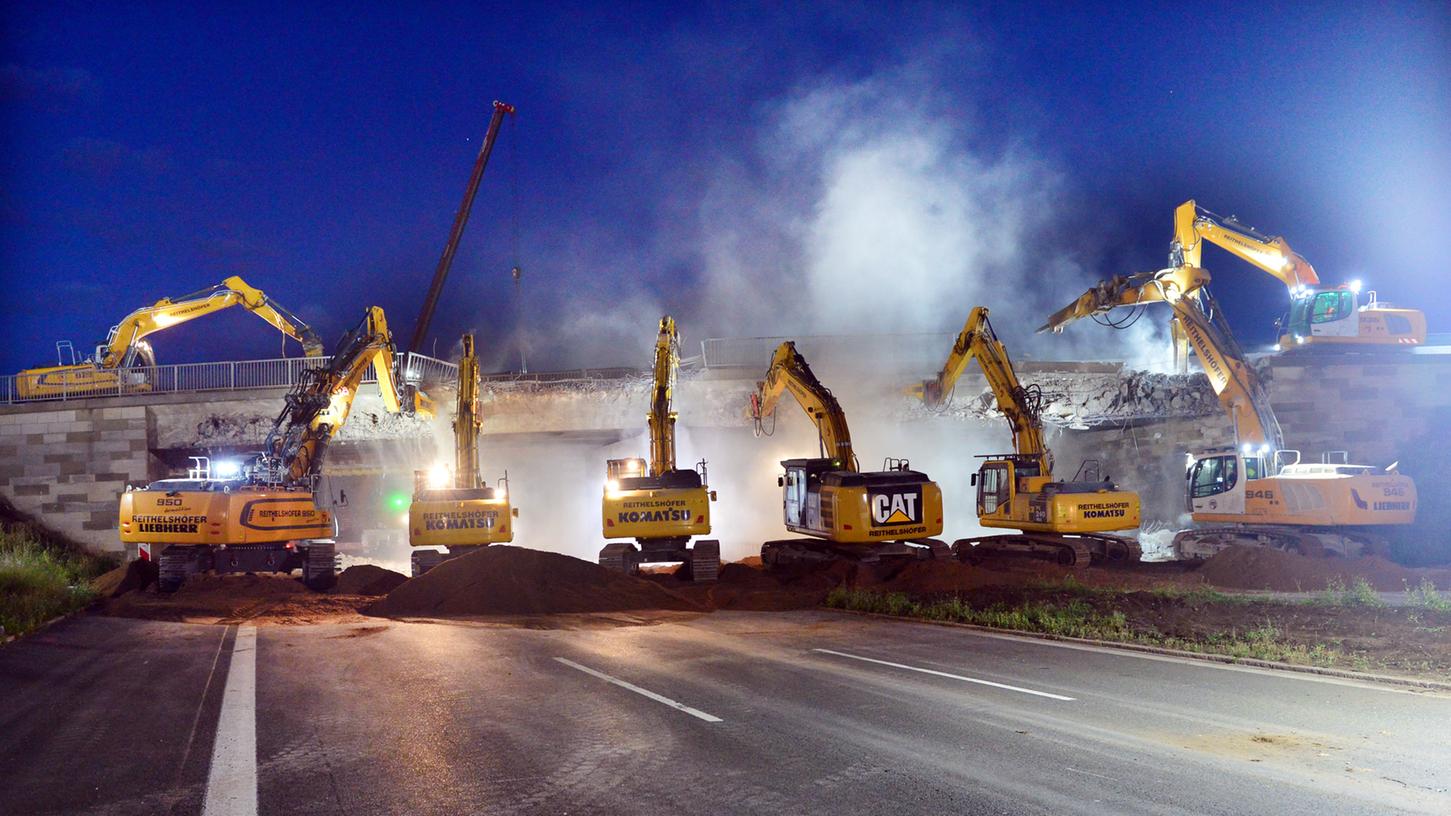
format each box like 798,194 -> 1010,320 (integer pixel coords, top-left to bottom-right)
408,333 -> 517,577
1162,199 -> 1424,368
599,316 -> 721,581
120,306 -> 430,591
1042,265 -> 1417,559
749,341 -> 947,567
17,275 -> 323,399
913,307 -> 1141,567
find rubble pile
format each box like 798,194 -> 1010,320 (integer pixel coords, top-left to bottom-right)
908,368 -> 1219,429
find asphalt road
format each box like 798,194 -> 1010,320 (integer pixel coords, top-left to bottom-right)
2,610 -> 1448,815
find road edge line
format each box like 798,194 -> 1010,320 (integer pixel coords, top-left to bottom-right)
202,624 -> 257,816
822,608 -> 1451,693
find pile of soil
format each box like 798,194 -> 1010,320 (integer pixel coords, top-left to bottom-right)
1197,546 -> 1451,592
101,573 -> 376,625
369,546 -> 701,617
333,564 -> 407,596
90,559 -> 159,598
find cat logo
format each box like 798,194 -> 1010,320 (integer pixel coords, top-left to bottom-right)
870,488 -> 921,526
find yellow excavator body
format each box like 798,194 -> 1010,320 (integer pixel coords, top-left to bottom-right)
975,463 -> 1141,535
119,484 -> 333,547
601,457 -> 713,541
409,488 -> 514,548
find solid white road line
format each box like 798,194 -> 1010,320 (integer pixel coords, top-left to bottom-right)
203,625 -> 258,816
812,648 -> 1075,701
554,657 -> 723,723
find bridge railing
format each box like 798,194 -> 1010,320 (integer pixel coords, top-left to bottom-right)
1,352 -> 461,405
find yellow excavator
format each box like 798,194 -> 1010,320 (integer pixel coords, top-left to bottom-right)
119,306 -> 429,591
1165,199 -> 1425,367
750,341 -> 947,567
408,333 -> 517,576
914,307 -> 1141,567
599,316 -> 720,581
18,275 -> 323,399
1042,265 -> 1417,558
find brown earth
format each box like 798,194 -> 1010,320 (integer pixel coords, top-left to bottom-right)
367,545 -> 702,618
1195,546 -> 1451,592
91,559 -> 159,598
101,574 -> 376,626
333,565 -> 407,596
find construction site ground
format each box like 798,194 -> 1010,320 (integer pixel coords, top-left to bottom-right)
82,544 -> 1451,681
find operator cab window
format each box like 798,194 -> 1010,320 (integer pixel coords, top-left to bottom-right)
1312,291 -> 1353,324
979,464 -> 1009,514
1190,456 -> 1238,498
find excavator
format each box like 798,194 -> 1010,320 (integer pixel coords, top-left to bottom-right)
1041,265 -> 1417,558
119,306 -> 430,591
599,316 -> 721,581
18,275 -> 323,399
913,307 -> 1141,567
408,333 -> 517,576
749,341 -> 947,567
1164,199 -> 1424,368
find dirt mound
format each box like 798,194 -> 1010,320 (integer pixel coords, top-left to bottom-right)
1196,546 -> 1451,592
333,564 -> 407,596
101,573 -> 375,625
369,546 -> 701,617
91,559 -> 158,598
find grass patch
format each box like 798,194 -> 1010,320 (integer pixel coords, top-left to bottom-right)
0,526 -> 109,638
826,587 -> 1355,670
1406,578 -> 1451,612
1314,577 -> 1387,608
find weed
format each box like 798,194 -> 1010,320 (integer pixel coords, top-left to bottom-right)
0,527 -> 104,638
1406,578 -> 1451,612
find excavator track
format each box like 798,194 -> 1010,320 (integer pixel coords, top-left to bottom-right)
598,541 -> 641,575
761,538 -> 948,569
1172,527 -> 1384,560
953,534 -> 1095,569
687,540 -> 721,583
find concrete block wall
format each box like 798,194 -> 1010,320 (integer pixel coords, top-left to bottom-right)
0,405 -> 154,553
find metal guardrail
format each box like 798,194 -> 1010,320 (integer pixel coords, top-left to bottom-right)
1,353 -> 460,405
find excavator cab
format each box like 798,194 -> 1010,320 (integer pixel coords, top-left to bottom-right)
1186,451 -> 1246,516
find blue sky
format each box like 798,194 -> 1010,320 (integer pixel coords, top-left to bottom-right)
2,1 -> 1448,373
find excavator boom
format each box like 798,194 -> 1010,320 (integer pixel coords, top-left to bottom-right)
750,342 -> 857,471
1172,200 -> 1319,291
647,317 -> 680,476
100,275 -> 324,368
917,306 -> 1048,462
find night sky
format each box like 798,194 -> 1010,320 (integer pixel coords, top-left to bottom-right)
2,1 -> 1448,374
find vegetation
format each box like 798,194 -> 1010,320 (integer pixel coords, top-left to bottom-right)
0,526 -> 110,639
824,586 -> 1357,669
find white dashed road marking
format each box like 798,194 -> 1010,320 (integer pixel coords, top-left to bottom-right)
554,657 -> 723,722
812,648 -> 1076,701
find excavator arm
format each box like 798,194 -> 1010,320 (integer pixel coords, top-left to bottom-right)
454,333 -> 482,489
1171,199 -> 1319,291
647,316 -> 681,477
915,306 -> 1049,463
257,306 -> 413,484
750,342 -> 857,471
97,275 -> 324,368
1041,268 -> 1282,450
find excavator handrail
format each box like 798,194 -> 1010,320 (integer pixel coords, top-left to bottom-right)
749,341 -> 858,471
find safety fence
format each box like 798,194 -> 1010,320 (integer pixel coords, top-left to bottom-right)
1,353 -> 459,405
